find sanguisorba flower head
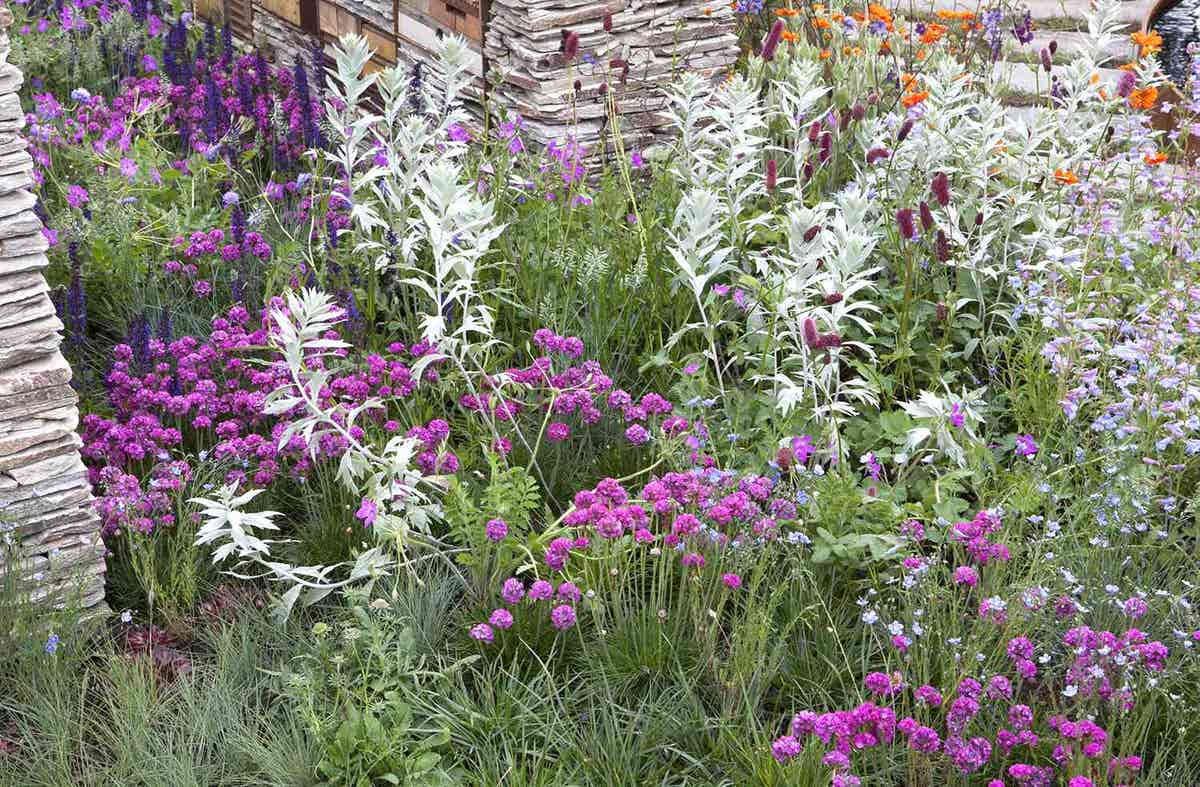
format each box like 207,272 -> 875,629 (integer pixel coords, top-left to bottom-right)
896,208 -> 918,241
930,171 -> 950,206
562,30 -> 580,61
761,19 -> 785,61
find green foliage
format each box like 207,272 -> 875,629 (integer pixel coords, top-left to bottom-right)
443,452 -> 541,600
319,707 -> 451,787
281,597 -> 459,787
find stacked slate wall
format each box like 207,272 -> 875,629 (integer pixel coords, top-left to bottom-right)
0,5 -> 106,613
199,0 -> 737,155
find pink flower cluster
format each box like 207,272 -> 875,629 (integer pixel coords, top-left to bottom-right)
950,508 -> 1011,566
469,575 -> 581,644
1061,625 -> 1169,706
93,461 -> 192,536
460,330 -> 686,452
552,469 -> 793,572
772,623 -> 1172,785
84,301 -> 446,535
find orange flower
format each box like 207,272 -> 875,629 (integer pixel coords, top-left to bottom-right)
1053,169 -> 1078,185
902,90 -> 929,108
782,30 -> 800,42
1128,86 -> 1158,110
814,16 -> 831,28
868,3 -> 892,23
1131,30 -> 1163,57
936,9 -> 974,20
831,12 -> 844,21
920,21 -> 948,45
776,7 -> 800,17
819,48 -> 832,59
1144,151 -> 1168,166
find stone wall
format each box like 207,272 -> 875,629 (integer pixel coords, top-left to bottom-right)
204,0 -> 737,156
0,5 -> 106,613
485,0 -> 738,154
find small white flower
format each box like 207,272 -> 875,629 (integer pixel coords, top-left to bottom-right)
1063,685 -> 1078,698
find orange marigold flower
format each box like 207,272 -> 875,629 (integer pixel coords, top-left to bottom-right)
936,9 -> 974,20
814,16 -> 831,28
868,3 -> 892,22
782,30 -> 800,42
921,22 -> 947,44
776,7 -> 800,17
1131,30 -> 1163,57
819,48 -> 832,59
831,12 -> 844,21
902,90 -> 929,108
1144,151 -> 1168,166
1053,169 -> 1078,185
1128,86 -> 1158,110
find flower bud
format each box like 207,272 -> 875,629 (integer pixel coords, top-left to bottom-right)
761,19 -> 785,61
930,171 -> 950,206
803,318 -> 820,348
563,30 -> 580,61
919,201 -> 934,232
896,208 -> 917,241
